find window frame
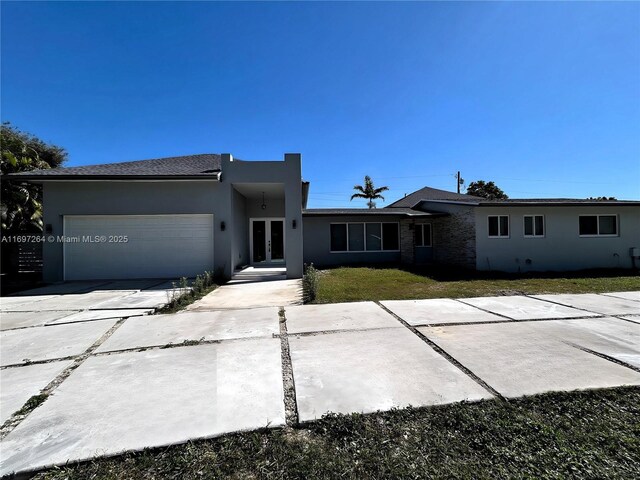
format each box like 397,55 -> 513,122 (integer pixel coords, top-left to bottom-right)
329,222 -> 400,253
415,223 -> 432,247
523,215 -> 545,238
578,214 -> 619,237
487,215 -> 510,238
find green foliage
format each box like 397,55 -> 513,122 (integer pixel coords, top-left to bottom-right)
587,196 -> 617,201
159,271 -> 220,313
1,123 -> 67,233
466,180 -> 508,200
350,175 -> 389,209
315,267 -> 640,303
15,393 -> 48,416
302,263 -> 319,303
33,387 -> 640,479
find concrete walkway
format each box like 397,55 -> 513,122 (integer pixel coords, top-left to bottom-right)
1,291 -> 639,475
186,267 -> 302,310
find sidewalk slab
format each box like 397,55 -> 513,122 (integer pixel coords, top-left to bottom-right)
0,296 -> 58,311
532,293 -> 640,316
286,302 -> 400,334
0,340 -> 285,476
620,316 -> 640,325
47,309 -> 152,325
536,317 -> 640,369
188,279 -> 301,310
0,320 -> 117,366
12,281 -> 109,296
381,298 -> 505,325
420,322 -> 640,398
6,292 -> 136,312
600,291 -> 640,302
460,295 -> 596,320
1,311 -> 77,331
91,290 -> 172,310
96,308 -> 280,352
289,328 -> 491,422
0,361 -> 73,424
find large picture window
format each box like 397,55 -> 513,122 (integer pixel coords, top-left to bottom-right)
330,222 -> 399,252
415,224 -> 432,247
579,215 -> 618,236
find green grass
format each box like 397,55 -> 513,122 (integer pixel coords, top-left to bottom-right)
34,387 -> 640,479
14,393 -> 48,417
315,267 -> 640,303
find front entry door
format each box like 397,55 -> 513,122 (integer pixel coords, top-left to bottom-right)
251,218 -> 285,264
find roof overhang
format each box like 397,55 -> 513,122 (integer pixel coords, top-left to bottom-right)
6,173 -> 221,182
476,201 -> 640,207
303,209 -> 448,218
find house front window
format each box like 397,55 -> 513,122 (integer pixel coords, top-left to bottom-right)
330,222 -> 400,252
579,215 -> 618,236
524,215 -> 544,237
488,215 -> 509,238
415,223 -> 432,247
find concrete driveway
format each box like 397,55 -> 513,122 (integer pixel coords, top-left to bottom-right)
1,290 -> 639,476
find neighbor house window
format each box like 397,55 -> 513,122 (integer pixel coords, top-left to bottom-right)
330,222 -> 399,252
415,224 -> 432,247
579,215 -> 618,236
523,215 -> 544,237
488,215 -> 509,238
330,224 -> 347,251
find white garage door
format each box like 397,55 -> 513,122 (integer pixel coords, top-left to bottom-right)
63,215 -> 214,280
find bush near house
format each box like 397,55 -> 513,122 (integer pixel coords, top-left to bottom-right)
302,263 -> 320,303
157,271 -> 223,313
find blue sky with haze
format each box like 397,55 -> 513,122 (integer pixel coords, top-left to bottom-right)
2,2 -> 639,206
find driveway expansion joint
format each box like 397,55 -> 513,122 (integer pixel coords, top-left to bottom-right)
279,307 -> 299,426
454,298 -> 516,320
521,293 -> 604,317
565,342 -> 640,374
375,301 -> 503,400
0,318 -> 128,439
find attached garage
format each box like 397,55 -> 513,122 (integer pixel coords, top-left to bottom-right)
63,215 -> 214,280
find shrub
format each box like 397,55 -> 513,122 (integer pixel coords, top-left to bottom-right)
302,263 -> 319,303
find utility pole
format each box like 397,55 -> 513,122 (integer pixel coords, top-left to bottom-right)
456,171 -> 462,194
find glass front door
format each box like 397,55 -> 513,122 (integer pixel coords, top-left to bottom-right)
251,218 -> 285,264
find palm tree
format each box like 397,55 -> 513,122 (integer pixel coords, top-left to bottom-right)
350,175 -> 389,209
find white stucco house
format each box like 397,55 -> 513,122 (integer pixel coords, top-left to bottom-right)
10,153 -> 640,282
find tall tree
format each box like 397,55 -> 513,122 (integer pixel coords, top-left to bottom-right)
1,123 -> 67,233
350,175 -> 389,209
466,180 -> 508,200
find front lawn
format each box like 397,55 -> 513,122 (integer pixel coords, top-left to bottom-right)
35,387 -> 640,479
315,267 -> 640,303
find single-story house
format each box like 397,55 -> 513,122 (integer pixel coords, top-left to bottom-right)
9,153 -> 640,281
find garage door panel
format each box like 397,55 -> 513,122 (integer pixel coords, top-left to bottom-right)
64,215 -> 214,280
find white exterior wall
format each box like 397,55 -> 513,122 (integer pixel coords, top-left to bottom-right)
475,205 -> 640,272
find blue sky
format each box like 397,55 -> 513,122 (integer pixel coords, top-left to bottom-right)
2,2 -> 639,206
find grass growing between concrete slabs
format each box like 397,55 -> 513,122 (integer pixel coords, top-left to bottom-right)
156,272 -> 222,314
33,387 -> 640,479
316,267 -> 640,304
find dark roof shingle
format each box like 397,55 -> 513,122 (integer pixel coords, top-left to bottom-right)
8,154 -> 222,179
387,186 -> 482,207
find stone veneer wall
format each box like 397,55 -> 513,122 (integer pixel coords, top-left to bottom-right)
400,219 -> 415,265
430,205 -> 476,269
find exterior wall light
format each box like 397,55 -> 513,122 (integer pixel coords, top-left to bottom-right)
220,221 -> 226,231
292,219 -> 297,229
261,192 -> 267,210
